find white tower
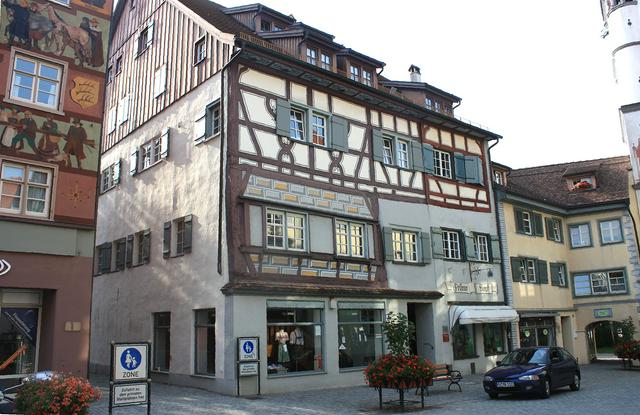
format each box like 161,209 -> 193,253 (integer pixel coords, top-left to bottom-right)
601,0 -> 640,180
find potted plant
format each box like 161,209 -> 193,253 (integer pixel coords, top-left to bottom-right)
15,372 -> 101,415
364,312 -> 434,407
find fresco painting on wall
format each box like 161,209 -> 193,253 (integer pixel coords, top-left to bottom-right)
0,104 -> 99,171
1,0 -> 108,70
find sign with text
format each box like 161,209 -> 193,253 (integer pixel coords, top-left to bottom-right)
239,362 -> 259,377
238,337 -> 259,362
112,383 -> 148,407
593,308 -> 613,318
113,344 -> 148,381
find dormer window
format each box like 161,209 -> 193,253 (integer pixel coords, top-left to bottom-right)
321,53 -> 331,70
570,177 -> 595,190
260,20 -> 272,31
362,70 -> 372,86
425,98 -> 433,110
349,65 -> 360,82
306,48 -> 317,65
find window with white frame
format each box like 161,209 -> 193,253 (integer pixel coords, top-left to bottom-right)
425,97 -> 433,110
392,230 -> 418,262
349,65 -> 360,82
493,170 -> 504,185
434,101 -> 441,113
569,223 -> 591,248
194,37 -> 206,65
599,219 -> 623,244
50,0 -> 70,5
335,220 -> 365,257
522,211 -> 532,235
115,56 -> 123,74
0,161 -> 53,218
321,53 -> 331,70
10,54 -> 62,110
100,161 -> 120,194
474,234 -> 489,262
289,108 -> 305,141
550,218 -> 562,242
573,270 -> 626,296
382,138 -> 394,165
306,47 -> 317,65
208,102 -> 221,137
525,259 -> 536,283
140,137 -> 162,170
362,70 -> 372,86
396,140 -> 409,169
266,209 -> 306,251
311,113 -> 327,146
442,230 -> 461,260
433,149 -> 452,179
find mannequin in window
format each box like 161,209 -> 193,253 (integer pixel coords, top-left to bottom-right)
275,328 -> 290,363
289,327 -> 304,370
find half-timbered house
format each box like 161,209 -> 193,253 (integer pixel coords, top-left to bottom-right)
91,0 -> 516,394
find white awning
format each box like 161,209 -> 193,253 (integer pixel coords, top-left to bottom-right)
450,305 -> 519,327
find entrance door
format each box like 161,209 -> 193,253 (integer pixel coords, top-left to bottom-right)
409,303 -> 435,362
0,308 -> 39,377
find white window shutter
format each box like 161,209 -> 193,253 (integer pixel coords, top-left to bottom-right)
154,65 -> 166,97
130,149 -> 139,176
108,107 -> 117,133
134,34 -> 139,56
194,109 -> 206,141
160,127 -> 170,159
147,21 -> 154,47
113,160 -> 121,185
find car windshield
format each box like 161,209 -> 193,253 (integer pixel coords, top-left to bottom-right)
501,349 -> 548,365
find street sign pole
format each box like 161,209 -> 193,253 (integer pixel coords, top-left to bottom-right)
147,341 -> 151,415
108,341 -> 114,415
109,341 -> 151,413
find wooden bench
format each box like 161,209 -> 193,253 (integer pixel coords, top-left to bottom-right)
425,364 -> 463,395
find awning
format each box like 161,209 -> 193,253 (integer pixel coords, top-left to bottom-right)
450,305 -> 519,328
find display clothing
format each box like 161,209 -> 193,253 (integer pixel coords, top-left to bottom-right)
289,328 -> 304,346
275,329 -> 290,363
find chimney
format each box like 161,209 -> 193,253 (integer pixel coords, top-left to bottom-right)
408,64 -> 421,83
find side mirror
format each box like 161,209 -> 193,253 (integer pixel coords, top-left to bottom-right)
496,361 -> 501,366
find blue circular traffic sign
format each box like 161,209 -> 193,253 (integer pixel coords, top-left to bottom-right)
243,341 -> 254,354
120,347 -> 142,371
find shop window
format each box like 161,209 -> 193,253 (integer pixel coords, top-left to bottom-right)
519,318 -> 555,347
573,270 -> 627,297
452,324 -> 475,360
266,305 -> 323,376
569,223 -> 592,248
0,161 -> 53,218
10,54 -> 63,110
153,312 -> 170,372
0,307 -> 39,376
338,307 -> 384,369
599,219 -> 623,245
194,309 -> 215,376
483,324 -> 506,356
335,220 -> 365,257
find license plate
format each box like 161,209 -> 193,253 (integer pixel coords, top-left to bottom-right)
496,381 -> 515,388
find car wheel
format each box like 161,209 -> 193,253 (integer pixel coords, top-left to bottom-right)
540,379 -> 551,399
488,392 -> 499,400
570,373 -> 580,391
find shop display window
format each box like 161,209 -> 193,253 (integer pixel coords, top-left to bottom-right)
266,307 -> 323,376
483,323 -> 506,356
0,307 -> 38,376
519,317 -> 555,347
338,308 -> 384,369
452,323 -> 475,360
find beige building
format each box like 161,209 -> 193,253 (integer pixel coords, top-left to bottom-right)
494,156 -> 640,363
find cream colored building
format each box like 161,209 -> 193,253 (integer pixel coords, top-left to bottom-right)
494,156 -> 640,363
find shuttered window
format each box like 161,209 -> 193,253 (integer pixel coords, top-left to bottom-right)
164,215 -> 193,258
550,263 -> 568,287
515,208 -> 544,237
336,220 -> 365,258
545,217 -> 563,243
510,257 -> 548,284
452,153 -> 484,185
100,160 -> 121,194
434,150 -> 452,179
372,130 -> 423,171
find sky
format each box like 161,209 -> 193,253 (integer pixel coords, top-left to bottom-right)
117,0 -> 629,168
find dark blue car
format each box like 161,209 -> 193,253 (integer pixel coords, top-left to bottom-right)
483,346 -> 580,399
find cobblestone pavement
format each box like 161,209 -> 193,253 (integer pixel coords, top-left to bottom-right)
89,362 -> 639,414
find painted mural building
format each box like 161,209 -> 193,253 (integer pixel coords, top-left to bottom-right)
0,0 -> 112,381
494,156 -> 640,363
91,0 -> 517,394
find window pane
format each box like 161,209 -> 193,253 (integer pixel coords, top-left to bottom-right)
452,324 -> 475,359
404,232 -> 417,262
153,313 -> 171,372
2,165 -> 25,181
392,231 -> 403,261
267,308 -> 323,375
483,324 -> 505,356
15,58 -> 36,74
574,274 -> 591,296
287,214 -> 305,250
350,223 -> 364,257
194,309 -> 215,375
608,271 -> 626,293
289,110 -> 305,141
338,310 -> 383,368
28,170 -> 48,185
312,114 -> 326,146
39,64 -> 60,80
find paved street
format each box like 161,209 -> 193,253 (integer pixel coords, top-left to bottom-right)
89,362 -> 639,414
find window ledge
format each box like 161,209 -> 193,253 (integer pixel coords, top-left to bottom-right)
151,370 -> 170,375
339,367 -> 366,373
267,370 -> 326,379
453,355 -> 480,361
390,260 -> 428,267
190,374 -> 216,380
195,133 -> 221,146
600,240 -> 625,246
3,98 -> 64,116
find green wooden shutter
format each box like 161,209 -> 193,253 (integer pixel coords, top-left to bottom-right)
465,233 -> 477,261
454,152 -> 466,181
163,221 -> 171,258
160,127 -> 170,159
545,217 -> 553,241
514,208 -> 525,234
330,116 -> 349,152
116,240 -> 125,271
130,149 -> 138,176
464,156 -> 483,185
550,263 -> 560,286
142,229 -> 151,263
184,214 -> 193,253
510,257 -> 521,282
490,235 -> 501,263
533,213 -> 544,237
423,144 -> 434,174
411,141 -> 425,172
420,232 -> 432,264
431,227 -> 444,259
372,129 -> 385,162
537,259 -> 548,284
276,98 -> 291,137
125,234 -> 134,268
383,227 -> 393,261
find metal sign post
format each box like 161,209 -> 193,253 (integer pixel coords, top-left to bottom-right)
236,337 -> 260,396
108,341 -> 152,415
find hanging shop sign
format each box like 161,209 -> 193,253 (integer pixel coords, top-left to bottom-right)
0,259 -> 11,276
109,342 -> 151,415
